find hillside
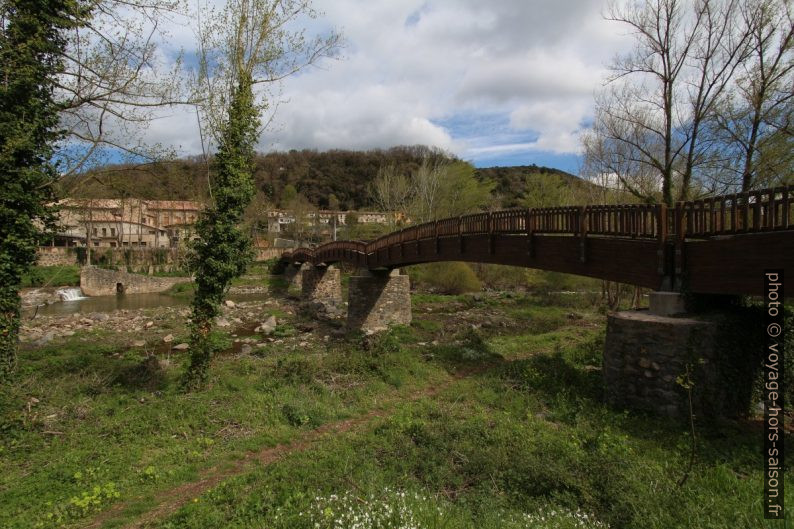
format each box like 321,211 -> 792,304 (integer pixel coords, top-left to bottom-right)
60,146 -> 587,211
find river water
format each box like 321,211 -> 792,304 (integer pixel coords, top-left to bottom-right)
28,292 -> 270,317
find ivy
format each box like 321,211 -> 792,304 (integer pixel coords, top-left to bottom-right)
0,0 -> 88,382
182,72 -> 257,388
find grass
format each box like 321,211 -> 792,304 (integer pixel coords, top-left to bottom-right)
152,319 -> 789,529
0,288 -> 790,529
21,265 -> 81,288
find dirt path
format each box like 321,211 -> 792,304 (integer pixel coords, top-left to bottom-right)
82,366 -> 488,529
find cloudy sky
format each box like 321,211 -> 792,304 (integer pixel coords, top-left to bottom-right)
149,0 -> 630,174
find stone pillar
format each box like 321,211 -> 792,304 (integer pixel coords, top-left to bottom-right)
301,265 -> 342,307
283,263 -> 308,291
347,268 -> 411,333
648,291 -> 686,316
603,311 -> 722,418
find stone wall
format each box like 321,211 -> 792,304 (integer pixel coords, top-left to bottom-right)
36,247 -> 186,272
603,311 -> 722,418
347,269 -> 411,333
80,266 -> 190,296
301,266 -> 342,306
36,247 -> 79,266
283,263 -> 306,291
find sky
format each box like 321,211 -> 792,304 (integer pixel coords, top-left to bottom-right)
144,0 -> 631,174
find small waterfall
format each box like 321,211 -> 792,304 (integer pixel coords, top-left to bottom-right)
58,287 -> 86,301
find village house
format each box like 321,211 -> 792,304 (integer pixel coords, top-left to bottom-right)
51,199 -> 202,248
265,209 -> 399,234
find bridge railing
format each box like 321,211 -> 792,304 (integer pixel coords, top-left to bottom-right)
675,186 -> 792,238
280,184 -> 793,265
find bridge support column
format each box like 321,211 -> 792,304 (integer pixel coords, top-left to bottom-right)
301,265 -> 343,315
604,311 -> 726,418
347,269 -> 411,333
648,291 -> 686,316
283,263 -> 309,292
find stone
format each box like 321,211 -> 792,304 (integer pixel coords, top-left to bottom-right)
240,344 -> 252,355
145,321 -> 154,328
162,334 -> 174,343
347,269 -> 411,333
216,317 -> 231,328
132,340 -> 146,347
301,265 -> 343,308
648,291 -> 687,316
172,343 -> 189,351
604,310 -> 722,418
255,315 -> 278,334
35,331 -> 56,346
225,300 -> 236,308
89,312 -> 110,322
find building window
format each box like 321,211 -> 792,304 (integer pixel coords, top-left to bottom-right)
102,228 -> 107,236
140,242 -> 147,247
110,242 -> 116,247
92,228 -> 97,236
110,228 -> 116,237
93,242 -> 99,246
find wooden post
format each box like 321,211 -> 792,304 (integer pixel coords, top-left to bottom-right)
434,220 -> 440,255
674,203 -> 684,290
579,206 -> 587,263
525,209 -> 534,257
458,216 -> 464,254
488,212 -> 495,255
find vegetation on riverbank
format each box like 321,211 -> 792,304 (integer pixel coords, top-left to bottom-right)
21,265 -> 81,288
0,276 -> 788,528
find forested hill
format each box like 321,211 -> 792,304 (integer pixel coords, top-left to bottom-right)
61,146 -> 585,210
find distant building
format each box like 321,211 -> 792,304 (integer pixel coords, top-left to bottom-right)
51,198 -> 202,248
265,209 -> 399,234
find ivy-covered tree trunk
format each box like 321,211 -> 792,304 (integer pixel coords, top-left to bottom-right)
0,0 -> 86,382
182,73 -> 257,389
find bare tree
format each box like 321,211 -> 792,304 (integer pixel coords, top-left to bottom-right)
589,0 -> 763,203
712,0 -> 794,191
369,164 -> 412,229
56,0 -> 190,179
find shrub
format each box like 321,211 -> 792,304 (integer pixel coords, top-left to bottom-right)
470,263 -> 529,290
409,261 -> 481,294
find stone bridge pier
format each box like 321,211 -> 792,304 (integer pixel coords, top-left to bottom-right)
346,269 -> 411,333
300,264 -> 343,313
281,264 -> 412,333
283,263 -> 308,291
603,292 -> 734,419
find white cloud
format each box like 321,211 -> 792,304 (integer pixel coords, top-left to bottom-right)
103,0 -> 631,169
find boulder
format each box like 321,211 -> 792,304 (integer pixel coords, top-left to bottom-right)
162,334 -> 174,343
172,343 -> 189,351
255,315 -> 278,334
89,312 -> 109,322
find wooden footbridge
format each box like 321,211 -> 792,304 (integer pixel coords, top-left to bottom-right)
280,185 -> 794,297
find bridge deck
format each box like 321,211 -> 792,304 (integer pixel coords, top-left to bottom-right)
281,185 -> 794,297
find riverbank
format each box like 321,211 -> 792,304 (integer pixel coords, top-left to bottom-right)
0,280 -> 784,529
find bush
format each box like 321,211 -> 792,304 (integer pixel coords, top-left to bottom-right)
408,261 -> 481,294
470,263 -> 529,290
21,265 -> 81,287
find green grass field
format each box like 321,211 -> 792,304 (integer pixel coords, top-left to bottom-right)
21,265 -> 81,288
0,289 -> 789,529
